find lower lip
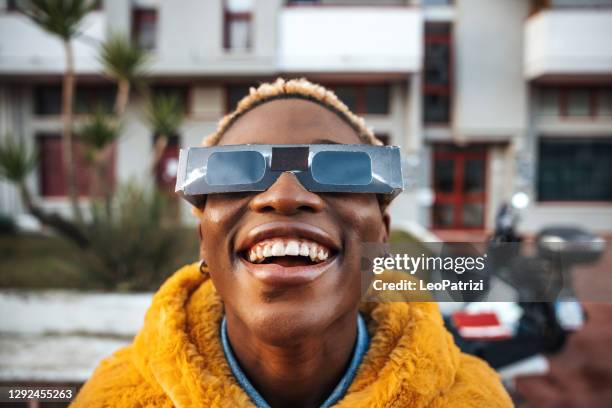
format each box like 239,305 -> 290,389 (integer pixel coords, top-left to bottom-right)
239,255 -> 338,287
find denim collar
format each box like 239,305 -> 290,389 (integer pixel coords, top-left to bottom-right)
221,313 -> 370,408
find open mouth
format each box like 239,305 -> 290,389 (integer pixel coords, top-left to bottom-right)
241,237 -> 335,267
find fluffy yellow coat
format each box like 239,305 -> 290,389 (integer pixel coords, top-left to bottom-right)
72,263 -> 513,407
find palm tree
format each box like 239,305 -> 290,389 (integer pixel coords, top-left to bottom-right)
99,33 -> 148,117
145,94 -> 184,175
18,0 -> 100,224
0,135 -> 88,246
79,109 -> 121,217
79,110 -> 119,190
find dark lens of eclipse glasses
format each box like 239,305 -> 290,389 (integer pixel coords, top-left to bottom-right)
311,151 -> 372,185
206,151 -> 266,185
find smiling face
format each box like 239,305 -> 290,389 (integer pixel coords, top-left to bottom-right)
199,98 -> 389,345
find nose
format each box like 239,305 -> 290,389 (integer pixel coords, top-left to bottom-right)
249,172 -> 324,215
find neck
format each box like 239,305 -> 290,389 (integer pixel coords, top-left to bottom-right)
225,310 -> 359,408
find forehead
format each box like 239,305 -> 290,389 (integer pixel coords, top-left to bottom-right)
218,98 -> 363,146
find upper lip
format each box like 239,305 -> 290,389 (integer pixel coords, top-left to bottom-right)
235,221 -> 341,255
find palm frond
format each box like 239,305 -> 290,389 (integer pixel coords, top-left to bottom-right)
0,135 -> 38,184
145,94 -> 185,137
78,108 -> 121,151
99,32 -> 148,82
18,0 -> 100,40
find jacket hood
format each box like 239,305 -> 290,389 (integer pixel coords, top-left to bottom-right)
72,263 -> 513,407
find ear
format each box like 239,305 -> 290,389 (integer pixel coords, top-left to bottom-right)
381,211 -> 390,243
198,223 -> 207,261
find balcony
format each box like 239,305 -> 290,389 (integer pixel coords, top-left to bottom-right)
524,9 -> 612,80
278,6 -> 422,73
0,12 -> 105,75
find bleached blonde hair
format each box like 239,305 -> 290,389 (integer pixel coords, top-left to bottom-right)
201,77 -> 383,146
193,78 -> 390,217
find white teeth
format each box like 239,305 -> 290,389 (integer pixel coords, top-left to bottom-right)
318,248 -> 327,261
285,241 -> 300,256
309,245 -> 317,260
271,242 -> 285,256
246,238 -> 332,264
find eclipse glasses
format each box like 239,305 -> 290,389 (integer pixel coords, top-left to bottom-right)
175,144 -> 404,207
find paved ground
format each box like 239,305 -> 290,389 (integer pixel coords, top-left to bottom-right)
0,290 -> 152,383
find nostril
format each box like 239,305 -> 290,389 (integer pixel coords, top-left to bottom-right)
257,205 -> 276,213
297,205 -> 318,213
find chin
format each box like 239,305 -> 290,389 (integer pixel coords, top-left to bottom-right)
238,298 -> 343,346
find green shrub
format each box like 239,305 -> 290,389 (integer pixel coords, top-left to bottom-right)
0,213 -> 16,235
82,182 -> 198,291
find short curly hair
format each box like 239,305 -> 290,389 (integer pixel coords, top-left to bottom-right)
193,78 -> 391,217
201,77 -> 383,147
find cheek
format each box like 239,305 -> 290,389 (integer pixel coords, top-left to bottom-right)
336,197 -> 385,243
198,197 -> 244,264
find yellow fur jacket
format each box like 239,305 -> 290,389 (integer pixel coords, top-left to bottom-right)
72,263 -> 513,407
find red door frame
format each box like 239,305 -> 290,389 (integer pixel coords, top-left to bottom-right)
431,145 -> 488,230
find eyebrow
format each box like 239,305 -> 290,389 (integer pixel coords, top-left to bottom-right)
239,139 -> 342,145
311,138 -> 341,144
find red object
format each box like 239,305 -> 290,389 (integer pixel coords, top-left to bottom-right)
452,311 -> 511,341
37,134 -> 116,197
154,136 -> 180,192
432,145 -> 488,230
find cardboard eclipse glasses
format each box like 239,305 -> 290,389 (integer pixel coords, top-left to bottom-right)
175,144 -> 404,207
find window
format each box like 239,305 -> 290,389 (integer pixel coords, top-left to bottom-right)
286,0 -> 319,4
423,23 -> 452,125
600,89 -> 612,117
538,86 -> 612,118
132,8 -> 157,50
225,83 -> 256,113
327,84 -> 390,115
225,83 -> 390,115
37,134 -> 116,197
540,88 -> 560,117
364,86 -> 390,115
375,134 -> 390,146
224,0 -> 253,51
538,138 -> 612,201
551,0 -> 612,6
333,86 -> 358,112
422,0 -> 454,5
432,145 -> 487,229
532,0 -> 612,13
34,85 -> 116,116
566,88 -> 591,117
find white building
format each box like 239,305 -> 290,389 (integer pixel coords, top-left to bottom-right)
0,0 -> 611,237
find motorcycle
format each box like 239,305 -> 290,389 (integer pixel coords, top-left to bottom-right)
441,193 -> 605,371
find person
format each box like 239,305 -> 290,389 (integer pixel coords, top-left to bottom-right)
72,78 -> 513,407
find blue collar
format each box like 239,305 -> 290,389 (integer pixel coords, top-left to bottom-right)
220,314 -> 370,408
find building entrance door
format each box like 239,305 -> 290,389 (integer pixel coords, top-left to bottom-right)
432,145 -> 487,230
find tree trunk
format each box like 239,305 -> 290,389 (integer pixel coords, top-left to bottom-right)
62,40 -> 84,224
115,79 -> 130,118
19,183 -> 89,248
150,134 -> 168,176
98,147 -> 114,218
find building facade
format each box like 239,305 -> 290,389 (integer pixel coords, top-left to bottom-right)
0,0 -> 611,236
